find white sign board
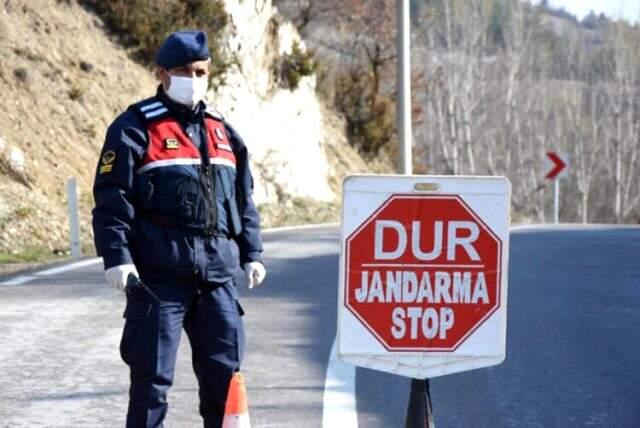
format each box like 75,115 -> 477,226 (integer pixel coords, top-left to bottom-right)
338,175 -> 511,378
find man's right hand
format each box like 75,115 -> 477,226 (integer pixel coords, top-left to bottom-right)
105,264 -> 139,292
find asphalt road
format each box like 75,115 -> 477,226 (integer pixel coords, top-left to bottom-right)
1,225 -> 639,427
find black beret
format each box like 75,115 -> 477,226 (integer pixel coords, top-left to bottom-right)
156,30 -> 210,69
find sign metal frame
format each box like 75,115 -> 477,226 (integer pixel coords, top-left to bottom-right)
337,174 -> 511,378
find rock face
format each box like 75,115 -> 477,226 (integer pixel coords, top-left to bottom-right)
213,0 -> 335,204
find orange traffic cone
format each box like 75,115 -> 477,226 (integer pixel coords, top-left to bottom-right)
222,372 -> 251,428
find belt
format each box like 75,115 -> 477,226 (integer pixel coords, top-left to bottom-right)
145,213 -> 229,238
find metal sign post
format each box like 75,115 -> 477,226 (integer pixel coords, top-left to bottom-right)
396,1 -> 424,423
554,179 -> 560,224
397,0 -> 412,175
544,152 -> 569,224
406,377 -> 435,428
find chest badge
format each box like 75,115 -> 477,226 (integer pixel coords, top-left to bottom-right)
164,138 -> 179,150
215,128 -> 225,141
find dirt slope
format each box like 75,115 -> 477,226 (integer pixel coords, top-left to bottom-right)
0,0 -> 155,254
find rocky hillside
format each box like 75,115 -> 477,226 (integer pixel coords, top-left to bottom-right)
212,0 -> 365,203
0,0 -> 368,260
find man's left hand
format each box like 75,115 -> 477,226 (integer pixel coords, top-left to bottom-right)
243,262 -> 266,289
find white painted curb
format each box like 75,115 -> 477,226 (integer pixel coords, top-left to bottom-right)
322,338 -> 358,428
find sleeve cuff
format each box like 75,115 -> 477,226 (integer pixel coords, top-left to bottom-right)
240,251 -> 262,265
101,248 -> 133,270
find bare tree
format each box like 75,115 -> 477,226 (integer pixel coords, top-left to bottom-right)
278,0 -> 640,223
602,23 -> 640,222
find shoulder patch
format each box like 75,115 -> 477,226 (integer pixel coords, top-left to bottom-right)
99,150 -> 116,174
205,105 -> 224,121
131,97 -> 170,122
102,150 -> 116,165
99,164 -> 113,174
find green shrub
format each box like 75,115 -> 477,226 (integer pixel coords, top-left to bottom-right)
332,66 -> 396,157
280,41 -> 316,90
81,0 -> 230,88
13,207 -> 34,220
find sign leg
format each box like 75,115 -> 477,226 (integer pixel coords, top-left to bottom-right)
405,378 -> 435,428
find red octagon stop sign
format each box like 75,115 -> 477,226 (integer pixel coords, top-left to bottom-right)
344,194 -> 502,351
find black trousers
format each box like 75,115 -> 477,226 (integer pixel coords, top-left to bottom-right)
120,275 -> 245,428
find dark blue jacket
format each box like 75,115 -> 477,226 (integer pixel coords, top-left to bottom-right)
92,89 -> 263,283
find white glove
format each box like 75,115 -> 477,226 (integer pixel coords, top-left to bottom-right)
243,262 -> 266,289
105,264 -> 138,292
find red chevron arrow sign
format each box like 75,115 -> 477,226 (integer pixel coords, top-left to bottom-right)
544,152 -> 569,180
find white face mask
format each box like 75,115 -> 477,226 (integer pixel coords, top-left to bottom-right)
165,75 -> 208,107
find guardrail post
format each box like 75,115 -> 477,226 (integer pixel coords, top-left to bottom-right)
67,177 -> 82,260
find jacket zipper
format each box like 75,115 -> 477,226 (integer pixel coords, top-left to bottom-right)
199,124 -> 217,234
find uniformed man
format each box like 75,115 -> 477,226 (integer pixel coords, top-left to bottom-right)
92,30 -> 266,427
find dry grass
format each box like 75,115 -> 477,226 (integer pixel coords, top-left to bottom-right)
258,197 -> 340,228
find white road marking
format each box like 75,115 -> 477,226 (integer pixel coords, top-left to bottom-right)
322,338 -> 358,428
0,275 -> 37,286
0,258 -> 101,286
34,258 -> 101,276
0,223 -> 339,286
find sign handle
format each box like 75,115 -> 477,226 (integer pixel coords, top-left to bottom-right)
405,378 -> 435,428
554,179 -> 560,224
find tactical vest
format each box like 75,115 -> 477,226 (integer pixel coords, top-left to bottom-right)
130,97 -> 242,236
